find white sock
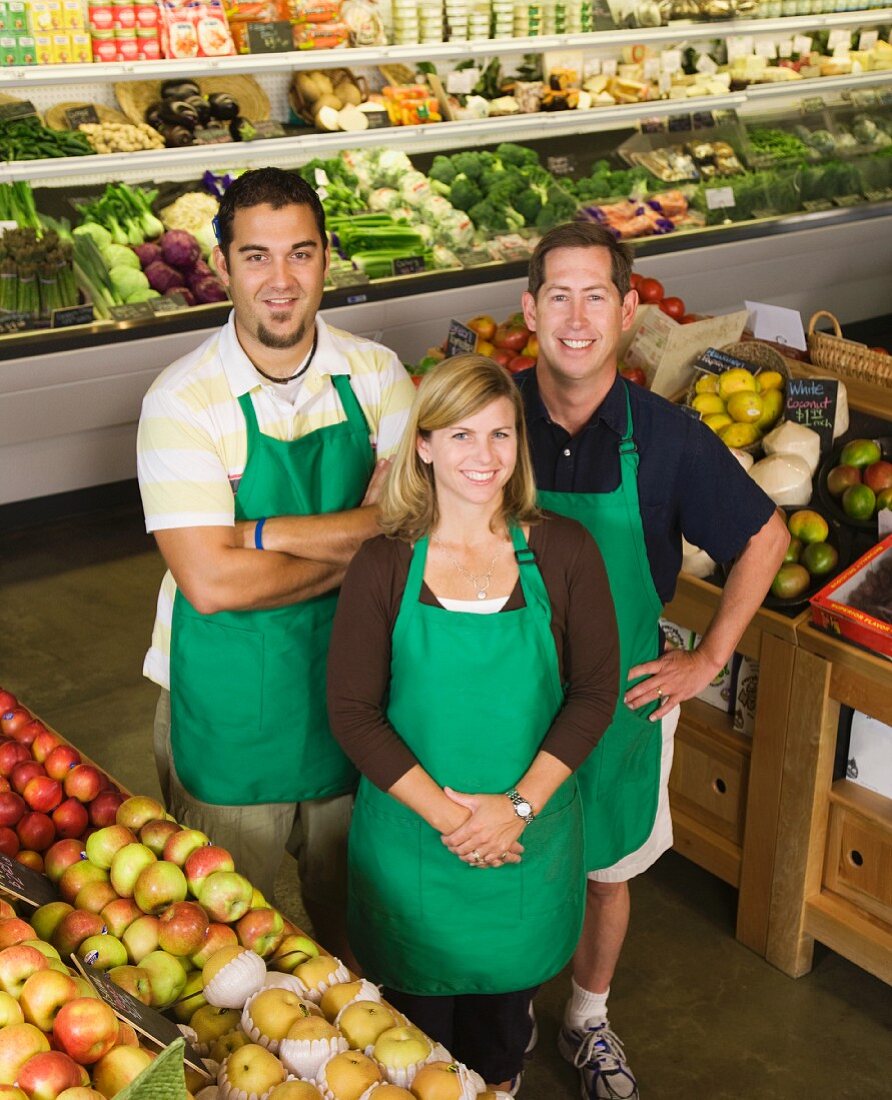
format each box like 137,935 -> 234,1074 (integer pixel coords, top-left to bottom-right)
565,978 -> 609,1029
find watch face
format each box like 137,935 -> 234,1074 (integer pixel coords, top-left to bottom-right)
517,801 -> 532,818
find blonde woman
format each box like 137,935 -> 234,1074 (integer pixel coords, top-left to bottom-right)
327,354 -> 619,1092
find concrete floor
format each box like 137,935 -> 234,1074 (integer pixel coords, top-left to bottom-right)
1,498 -> 890,1099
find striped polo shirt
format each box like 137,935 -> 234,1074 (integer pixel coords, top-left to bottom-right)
137,311 -> 415,689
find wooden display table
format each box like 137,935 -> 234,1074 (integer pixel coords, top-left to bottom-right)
765,623 -> 892,983
664,577 -> 809,959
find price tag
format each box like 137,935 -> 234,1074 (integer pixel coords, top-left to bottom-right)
755,39 -> 777,59
456,247 -> 492,268
546,154 -> 575,176
827,29 -> 850,49
680,403 -> 703,421
601,58 -> 617,77
0,100 -> 38,122
362,108 -> 391,129
726,36 -> 748,62
793,34 -> 813,57
784,377 -> 838,454
109,302 -> 154,322
694,346 -> 753,375
705,186 -> 735,210
149,293 -> 189,314
832,194 -> 865,208
329,268 -> 369,289
446,318 -> 478,357
193,126 -> 232,145
64,104 -> 99,129
0,851 -> 59,907
832,43 -> 850,58
777,39 -> 793,58
392,255 -> 425,277
695,54 -> 717,75
658,72 -> 672,94
72,960 -> 210,1079
314,168 -> 330,187
446,68 -> 478,94
246,19 -> 292,53
51,303 -> 95,328
644,57 -> 661,79
667,112 -> 693,132
802,198 -> 834,212
0,311 -> 30,334
800,96 -> 825,116
660,49 -> 682,73
859,31 -> 878,51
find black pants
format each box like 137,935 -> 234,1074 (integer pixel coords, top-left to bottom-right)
383,985 -> 538,1084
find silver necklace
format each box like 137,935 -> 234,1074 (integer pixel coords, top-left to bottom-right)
432,539 -> 504,600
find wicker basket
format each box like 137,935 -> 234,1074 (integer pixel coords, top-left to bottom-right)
114,75 -> 270,126
289,68 -> 369,127
807,310 -> 892,388
44,102 -> 131,130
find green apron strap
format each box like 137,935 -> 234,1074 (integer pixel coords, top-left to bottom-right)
331,373 -> 370,434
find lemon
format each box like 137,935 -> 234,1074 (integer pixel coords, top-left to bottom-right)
692,393 -> 727,416
726,390 -> 764,424
755,388 -> 784,430
694,374 -> 719,395
720,422 -> 761,448
718,368 -> 757,401
703,413 -> 733,434
756,370 -> 784,392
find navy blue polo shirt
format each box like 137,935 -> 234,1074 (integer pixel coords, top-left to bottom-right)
516,370 -> 776,606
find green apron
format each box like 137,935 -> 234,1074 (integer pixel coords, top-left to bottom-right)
170,373 -> 372,805
348,527 -> 584,996
537,388 -> 662,870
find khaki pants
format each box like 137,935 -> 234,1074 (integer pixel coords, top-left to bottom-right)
152,689 -> 352,913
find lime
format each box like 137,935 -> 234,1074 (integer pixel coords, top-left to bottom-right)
878,487 -> 892,512
719,422 -> 761,448
703,413 -> 733,434
718,368 -> 757,401
755,389 -> 784,430
783,536 -> 803,564
692,393 -> 727,416
839,438 -> 882,468
756,370 -> 784,392
801,541 -> 839,577
842,483 -> 877,519
694,374 -> 719,395
770,563 -> 811,600
726,390 -> 764,424
788,509 -> 829,544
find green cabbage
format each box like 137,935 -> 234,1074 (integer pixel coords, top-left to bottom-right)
109,265 -> 150,299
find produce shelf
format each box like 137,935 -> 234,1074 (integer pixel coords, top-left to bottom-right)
746,67 -> 892,100
2,9 -> 891,86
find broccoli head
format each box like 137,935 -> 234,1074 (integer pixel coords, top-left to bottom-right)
534,186 -> 579,230
468,197 -> 526,233
452,151 -> 487,181
495,142 -> 539,169
448,174 -> 483,212
514,189 -> 544,224
428,156 -> 458,186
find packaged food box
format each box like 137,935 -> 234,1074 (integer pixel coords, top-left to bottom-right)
17,30 -> 35,59
33,29 -> 52,59
8,1 -> 27,31
732,653 -> 759,738
0,3 -> 9,32
810,534 -> 892,660
51,27 -> 70,57
1,33 -> 17,62
69,27 -> 89,57
62,0 -> 84,28
847,710 -> 892,799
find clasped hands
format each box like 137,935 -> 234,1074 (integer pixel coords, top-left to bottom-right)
439,788 -> 526,870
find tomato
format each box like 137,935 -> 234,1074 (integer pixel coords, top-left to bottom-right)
681,314 -> 699,324
659,296 -> 686,320
620,366 -> 647,387
637,278 -> 664,303
629,272 -> 643,290
493,324 -> 530,352
489,347 -> 515,369
507,355 -> 536,373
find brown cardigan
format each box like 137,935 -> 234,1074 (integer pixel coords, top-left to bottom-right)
326,512 -> 620,792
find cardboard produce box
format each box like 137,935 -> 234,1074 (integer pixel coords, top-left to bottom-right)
809,534 -> 892,660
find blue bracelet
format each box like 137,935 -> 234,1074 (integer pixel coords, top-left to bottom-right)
254,518 -> 268,550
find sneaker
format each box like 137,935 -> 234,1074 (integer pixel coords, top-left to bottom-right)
524,1002 -> 538,1055
557,1019 -> 639,1100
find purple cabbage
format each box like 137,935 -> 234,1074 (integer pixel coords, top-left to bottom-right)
166,286 -> 195,306
191,276 -> 229,304
185,260 -> 213,292
159,229 -> 201,271
133,242 -> 162,268
144,260 -> 186,294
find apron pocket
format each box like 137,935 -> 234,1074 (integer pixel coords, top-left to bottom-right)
520,784 -> 584,919
173,616 -> 264,740
349,793 -> 424,924
597,707 -> 661,796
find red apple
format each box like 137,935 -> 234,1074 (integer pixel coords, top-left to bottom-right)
16,812 -> 55,852
863,459 -> 892,494
137,819 -> 180,857
91,1046 -> 153,1095
11,720 -> 45,747
184,845 -> 234,896
31,904 -> 73,945
11,763 -> 46,796
0,946 -> 48,999
162,829 -> 210,867
0,829 -> 18,858
116,1020 -> 139,1047
15,852 -> 43,873
0,744 -> 31,780
493,322 -> 529,352
189,922 -> 238,968
30,732 -> 62,765
157,901 -> 209,958
51,912 -> 105,959
53,998 -> 119,1065
23,777 -> 63,815
0,710 -> 32,739
198,872 -> 254,924
115,796 -> 165,833
488,347 -> 514,369
133,861 -> 187,915
87,791 -> 124,829
0,793 -> 26,828
58,862 -> 107,905
73,881 -> 117,916
0,1022 -> 50,1086
0,919 -> 37,950
506,354 -> 536,373
44,840 -> 86,884
235,908 -> 285,958
98,899 -> 141,940
19,969 -> 80,1031
62,768 -> 101,805
0,692 -> 17,713
17,1049 -> 88,1099
43,748 -> 81,783
51,800 -> 89,841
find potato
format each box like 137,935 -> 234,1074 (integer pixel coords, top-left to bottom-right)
312,71 -> 334,96
312,93 -> 344,116
334,80 -> 362,106
296,72 -> 323,103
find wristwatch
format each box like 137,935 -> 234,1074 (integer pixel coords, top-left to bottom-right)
505,788 -> 535,824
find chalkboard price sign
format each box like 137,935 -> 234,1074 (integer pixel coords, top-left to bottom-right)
73,960 -> 211,1078
694,347 -> 753,375
446,318 -> 478,357
64,105 -> 100,129
52,303 -> 95,328
392,255 -> 425,277
784,377 -> 838,454
247,19 -> 292,53
109,302 -> 154,323
0,851 -> 59,908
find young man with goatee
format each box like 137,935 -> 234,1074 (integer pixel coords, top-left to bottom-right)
516,222 -> 788,1098
137,167 -> 415,960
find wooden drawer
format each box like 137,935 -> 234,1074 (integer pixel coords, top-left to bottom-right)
824,782 -> 892,926
669,701 -> 750,848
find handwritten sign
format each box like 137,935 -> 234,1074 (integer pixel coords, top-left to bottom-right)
446,318 -> 478,358
329,268 -> 369,289
109,302 -> 154,323
392,256 -> 425,277
0,851 -> 59,908
149,294 -> 189,315
694,347 -> 754,375
64,105 -> 99,129
784,377 -> 839,454
73,959 -> 211,1078
705,187 -> 735,211
246,19 -> 292,53
52,303 -> 95,328
0,100 -> 37,122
